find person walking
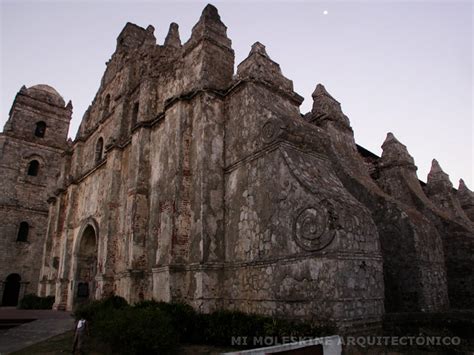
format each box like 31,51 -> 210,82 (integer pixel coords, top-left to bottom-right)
72,318 -> 88,354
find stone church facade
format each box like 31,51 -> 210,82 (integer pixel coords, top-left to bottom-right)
1,5 -> 473,331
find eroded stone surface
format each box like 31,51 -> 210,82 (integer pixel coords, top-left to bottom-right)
1,4 -> 472,331
375,134 -> 473,309
458,179 -> 474,222
0,85 -> 71,304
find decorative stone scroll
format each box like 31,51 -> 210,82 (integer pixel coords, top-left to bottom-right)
261,120 -> 279,143
293,205 -> 335,251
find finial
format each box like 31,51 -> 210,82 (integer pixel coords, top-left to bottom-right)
249,42 -> 269,57
19,85 -> 27,93
430,159 -> 443,174
457,178 -> 474,204
66,100 -> 73,109
458,178 -> 471,192
427,159 -> 453,188
385,132 -> 396,141
311,84 -> 339,106
190,3 -> 230,48
201,4 -> 220,21
164,22 -> 181,48
146,25 -> 155,34
309,83 -> 351,130
382,132 -> 403,147
312,83 -> 329,98
456,179 -> 474,222
236,41 -> 296,95
380,132 -> 415,168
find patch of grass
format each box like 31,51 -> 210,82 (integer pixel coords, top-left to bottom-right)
11,330 -> 234,355
11,330 -> 111,355
11,331 -> 73,355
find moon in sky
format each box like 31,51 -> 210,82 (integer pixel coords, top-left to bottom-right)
323,10 -> 328,15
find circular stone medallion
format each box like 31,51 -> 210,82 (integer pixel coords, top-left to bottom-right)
294,206 -> 335,251
261,120 -> 279,143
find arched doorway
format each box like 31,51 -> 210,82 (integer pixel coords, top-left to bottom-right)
2,274 -> 21,306
75,225 -> 98,305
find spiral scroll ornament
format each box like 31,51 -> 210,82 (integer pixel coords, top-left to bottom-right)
294,206 -> 335,251
261,120 -> 279,143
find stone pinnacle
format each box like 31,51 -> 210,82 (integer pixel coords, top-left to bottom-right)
249,42 -> 269,58
459,179 -> 473,193
201,4 -> 221,22
312,83 -> 328,98
430,159 -> 443,174
427,159 -> 452,187
164,23 -> 181,48
381,132 -> 415,167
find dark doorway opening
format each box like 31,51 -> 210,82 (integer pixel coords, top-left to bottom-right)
75,225 -> 97,306
2,274 -> 21,306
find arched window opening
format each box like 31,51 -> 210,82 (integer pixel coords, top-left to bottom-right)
103,94 -> 111,116
95,137 -> 104,163
35,121 -> 46,138
17,222 -> 29,242
131,102 -> 139,129
27,160 -> 39,176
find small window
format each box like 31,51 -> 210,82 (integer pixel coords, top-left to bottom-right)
27,160 -> 39,176
95,137 -> 104,163
17,222 -> 29,242
35,121 -> 46,138
103,94 -> 111,115
131,102 -> 139,128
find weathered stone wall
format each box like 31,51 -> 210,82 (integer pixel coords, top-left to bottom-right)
12,3 -> 469,333
39,5 -> 234,311
0,85 -> 70,304
224,146 -> 383,329
305,86 -> 450,313
457,179 -> 474,222
151,91 -> 228,308
222,46 -> 384,329
423,161 -> 474,308
358,133 -> 474,310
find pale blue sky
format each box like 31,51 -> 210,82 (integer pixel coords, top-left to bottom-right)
1,0 -> 472,186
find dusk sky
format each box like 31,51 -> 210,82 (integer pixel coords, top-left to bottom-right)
1,0 -> 472,187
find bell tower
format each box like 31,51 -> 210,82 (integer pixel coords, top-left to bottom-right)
0,84 -> 71,305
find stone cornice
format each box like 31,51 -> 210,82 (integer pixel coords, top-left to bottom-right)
0,204 -> 49,215
152,251 -> 383,273
2,134 -> 67,154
